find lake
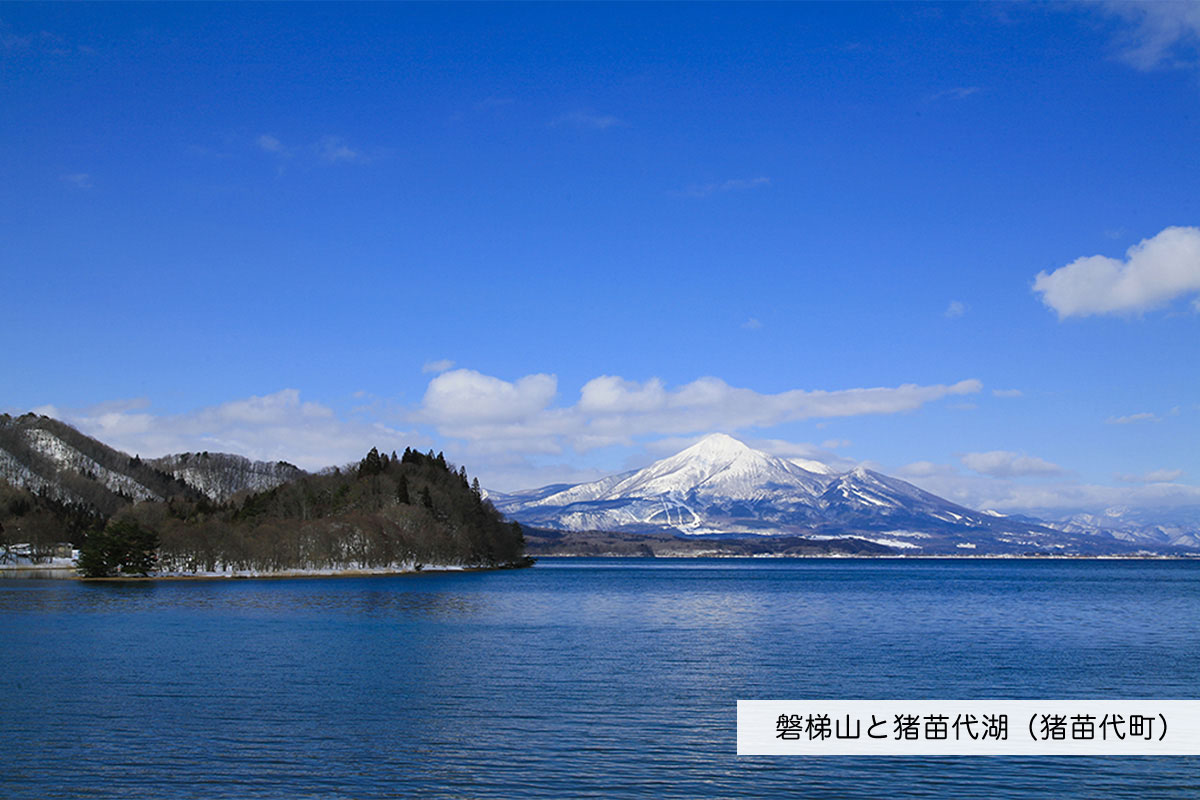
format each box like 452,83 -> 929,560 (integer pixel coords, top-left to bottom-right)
2,558 -> 1198,798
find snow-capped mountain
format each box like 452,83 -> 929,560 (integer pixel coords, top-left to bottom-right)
1045,506 -> 1200,549
492,434 -> 1152,555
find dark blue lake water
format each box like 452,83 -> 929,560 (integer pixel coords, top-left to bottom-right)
2,558 -> 1198,798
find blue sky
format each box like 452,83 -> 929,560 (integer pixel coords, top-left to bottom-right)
3,2 -> 1199,515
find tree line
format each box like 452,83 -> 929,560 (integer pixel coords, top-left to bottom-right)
74,447 -> 528,577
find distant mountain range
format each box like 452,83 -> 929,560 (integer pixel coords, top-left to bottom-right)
491,434 -> 1198,556
2,415 -> 1195,557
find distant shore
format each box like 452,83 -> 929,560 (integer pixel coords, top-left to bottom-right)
0,557 -> 536,580
526,551 -> 1199,560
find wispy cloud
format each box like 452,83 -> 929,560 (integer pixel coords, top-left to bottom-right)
551,110 -> 627,130
316,135 -> 366,164
961,450 -> 1064,478
928,86 -> 981,102
1106,411 -> 1161,424
0,19 -> 31,51
675,176 -> 771,199
741,317 -> 763,330
255,133 -> 375,166
897,459 -> 1200,514
1033,226 -> 1200,317
1098,0 -> 1200,71
1116,468 -> 1184,484
0,20 -> 95,57
414,368 -> 982,458
256,134 -> 288,155
944,300 -> 967,318
422,359 -> 456,374
60,172 -> 93,190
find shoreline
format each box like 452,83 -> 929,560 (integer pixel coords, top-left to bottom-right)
3,552 -> 1194,580
526,551 -> 1200,560
0,557 -> 536,581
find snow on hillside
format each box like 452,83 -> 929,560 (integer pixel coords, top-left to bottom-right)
529,434 -> 828,510
489,433 -> 1136,554
151,452 -> 305,502
24,429 -> 162,502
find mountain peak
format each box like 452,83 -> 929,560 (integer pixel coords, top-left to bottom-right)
677,433 -> 754,460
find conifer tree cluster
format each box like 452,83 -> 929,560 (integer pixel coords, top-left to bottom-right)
84,446 -> 527,576
76,519 -> 159,577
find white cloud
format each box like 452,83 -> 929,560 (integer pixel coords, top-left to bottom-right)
929,86 -> 981,101
1106,412 -> 1161,424
961,450 -> 1064,478
577,376 -> 667,414
742,317 -> 763,330
943,300 -> 967,318
898,460 -> 1200,515
419,369 -> 559,427
414,369 -> 982,457
1117,468 -> 1184,484
992,389 -> 1023,398
1099,1 -> 1200,71
256,134 -> 283,153
316,135 -> 365,164
552,111 -> 626,129
422,359 -> 456,374
41,390 -> 425,471
1033,226 -> 1200,317
897,460 -> 955,479
256,133 -> 373,165
60,172 -> 93,189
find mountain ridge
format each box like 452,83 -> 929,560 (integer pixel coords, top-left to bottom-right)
492,434 -> 1192,555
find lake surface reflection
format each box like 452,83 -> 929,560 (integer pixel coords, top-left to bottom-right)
2,558 -> 1198,798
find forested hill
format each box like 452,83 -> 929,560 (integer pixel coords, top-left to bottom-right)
0,413 -> 528,576
130,446 -> 528,576
0,413 -> 299,548
0,413 -> 199,516
1,413 -> 200,547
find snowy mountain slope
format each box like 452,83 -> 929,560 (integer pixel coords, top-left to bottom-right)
0,413 -> 303,511
24,428 -> 163,502
1046,507 -> 1200,549
150,452 -> 304,502
492,434 -> 1148,555
0,413 -> 192,512
817,466 -> 987,524
529,434 -> 827,508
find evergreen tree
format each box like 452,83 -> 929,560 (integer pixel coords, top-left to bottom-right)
358,447 -> 383,478
420,486 -> 434,510
396,475 -> 410,505
78,519 -> 159,577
